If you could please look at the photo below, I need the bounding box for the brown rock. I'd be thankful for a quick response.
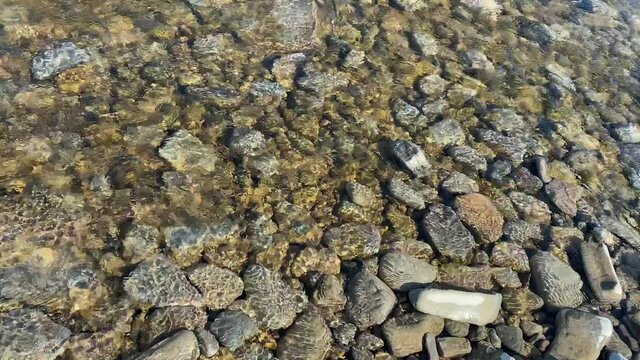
[545,180,583,217]
[455,193,504,243]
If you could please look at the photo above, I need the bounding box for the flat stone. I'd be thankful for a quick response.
[545,180,583,217]
[438,264,494,291]
[491,267,522,288]
[277,308,332,360]
[423,334,439,360]
[389,140,431,178]
[423,204,476,263]
[455,193,504,243]
[490,242,529,272]
[346,272,396,329]
[441,171,479,195]
[381,313,445,357]
[323,223,381,260]
[194,328,219,358]
[159,130,218,174]
[520,19,556,46]
[529,251,583,310]
[468,342,516,360]
[461,49,495,73]
[503,287,544,315]
[409,288,502,326]
[187,264,244,310]
[580,242,623,304]
[0,309,71,360]
[533,156,552,183]
[378,251,437,291]
[437,337,472,358]
[503,220,543,248]
[133,330,199,360]
[449,146,487,173]
[509,191,551,224]
[599,215,640,251]
[445,319,470,337]
[31,41,90,80]
[429,119,466,147]
[139,306,207,347]
[209,310,258,352]
[124,255,203,307]
[476,129,527,165]
[520,321,543,337]
[387,178,425,209]
[495,325,526,356]
[546,309,613,360]
[511,167,543,195]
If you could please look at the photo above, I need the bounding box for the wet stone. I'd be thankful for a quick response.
[501,288,544,315]
[495,325,526,356]
[209,310,258,352]
[356,332,385,351]
[312,274,347,310]
[429,119,466,147]
[277,308,332,360]
[346,271,396,329]
[187,264,244,310]
[389,140,431,178]
[165,226,207,267]
[580,242,623,304]
[529,251,583,310]
[378,251,437,291]
[612,124,640,144]
[545,180,583,217]
[503,220,543,248]
[520,321,543,337]
[139,306,207,347]
[441,171,479,195]
[484,108,525,134]
[32,41,90,80]
[533,156,552,183]
[519,19,556,46]
[0,309,71,360]
[461,49,495,73]
[227,127,267,157]
[490,242,529,272]
[419,74,448,97]
[599,215,640,251]
[333,323,357,346]
[455,193,504,243]
[159,130,218,174]
[437,337,472,358]
[510,167,543,195]
[133,330,199,360]
[387,178,425,209]
[194,328,219,358]
[411,31,438,56]
[509,191,551,224]
[124,255,203,307]
[323,223,381,260]
[381,313,445,357]
[476,129,527,165]
[486,159,513,185]
[392,98,428,133]
[437,264,494,291]
[346,182,378,208]
[423,204,476,263]
[122,224,160,264]
[449,145,487,173]
[297,71,348,96]
[491,267,521,288]
[547,309,613,360]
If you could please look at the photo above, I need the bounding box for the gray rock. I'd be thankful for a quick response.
[235,343,275,360]
[495,325,526,355]
[227,127,267,157]
[520,321,543,337]
[529,251,583,310]
[139,306,207,347]
[392,98,428,133]
[545,180,583,217]
[323,224,381,260]
[250,81,286,102]
[333,323,357,345]
[429,119,466,147]
[209,310,258,352]
[546,309,613,360]
[612,124,640,144]
[423,334,439,360]
[296,71,348,96]
[192,33,234,56]
[346,271,396,329]
[378,251,437,291]
[350,347,375,360]
[488,328,501,348]
[508,191,551,224]
[419,74,448,97]
[165,226,207,267]
[272,53,306,86]
[159,130,218,173]
[277,308,332,360]
[409,288,502,326]
[519,19,555,46]
[393,0,428,11]
[134,330,199,360]
[468,342,516,360]
[382,313,445,357]
[422,99,448,117]
[476,129,527,165]
[411,32,438,56]
[312,274,346,310]
[449,146,487,173]
[545,63,575,92]
[503,220,543,248]
[490,242,529,272]
[124,255,203,307]
[389,140,431,178]
[580,242,623,304]
[122,224,160,264]
[243,264,306,330]
[387,178,426,209]
[355,332,385,351]
[188,264,244,310]
[533,156,552,183]
[31,41,90,80]
[441,171,479,195]
[423,204,476,263]
[491,267,521,288]
[484,109,525,133]
[461,49,495,72]
[606,330,633,359]
[346,182,377,208]
[459,0,502,19]
[486,159,513,184]
[437,337,472,358]
[469,326,489,342]
[0,309,71,360]
[599,215,640,251]
[445,319,470,337]
[511,167,543,195]
[194,328,219,358]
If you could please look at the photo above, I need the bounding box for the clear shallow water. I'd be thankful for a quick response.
[1,0,640,359]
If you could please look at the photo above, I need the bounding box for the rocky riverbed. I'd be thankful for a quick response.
[1,0,640,359]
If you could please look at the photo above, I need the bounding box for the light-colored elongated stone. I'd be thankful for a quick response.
[546,309,613,360]
[133,330,200,360]
[580,242,623,304]
[381,313,444,357]
[409,288,502,326]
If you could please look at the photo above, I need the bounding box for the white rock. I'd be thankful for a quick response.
[546,309,613,360]
[580,242,623,304]
[409,288,502,326]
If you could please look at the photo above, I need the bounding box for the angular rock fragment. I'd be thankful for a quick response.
[429,119,466,147]
[133,330,199,360]
[227,127,267,157]
[491,267,521,288]
[529,251,583,310]
[423,204,476,263]
[323,224,381,260]
[437,337,472,358]
[546,309,613,360]
[441,171,479,195]
[476,129,527,165]
[455,193,504,243]
[378,251,437,291]
[346,272,396,329]
[209,310,258,352]
[122,224,160,264]
[32,41,90,80]
[312,274,346,310]
[409,288,502,326]
[165,226,207,267]
[580,242,623,304]
[599,215,640,251]
[159,130,218,174]
[545,180,583,217]
[490,242,529,272]
[277,308,332,360]
[124,255,203,307]
[382,313,444,357]
[194,328,219,358]
[389,140,431,178]
[187,264,244,310]
[449,145,487,173]
[139,306,207,347]
[0,309,71,360]
[509,191,551,224]
[387,178,425,209]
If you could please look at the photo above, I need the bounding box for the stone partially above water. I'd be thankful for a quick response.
[346,271,396,329]
[455,193,504,243]
[0,309,71,360]
[133,330,199,360]
[32,41,90,80]
[580,242,623,304]
[277,308,332,360]
[423,204,476,263]
[378,251,437,291]
[546,309,613,360]
[529,251,583,310]
[124,255,203,307]
[409,288,502,326]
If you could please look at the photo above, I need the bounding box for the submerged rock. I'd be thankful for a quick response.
[423,204,476,263]
[323,224,381,260]
[187,264,244,310]
[387,178,425,209]
[134,330,199,360]
[0,309,71,360]
[389,140,431,178]
[454,193,504,243]
[382,313,444,357]
[277,308,332,360]
[209,310,258,352]
[346,271,396,329]
[529,251,583,310]
[159,130,218,174]
[409,288,502,326]
[32,41,90,80]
